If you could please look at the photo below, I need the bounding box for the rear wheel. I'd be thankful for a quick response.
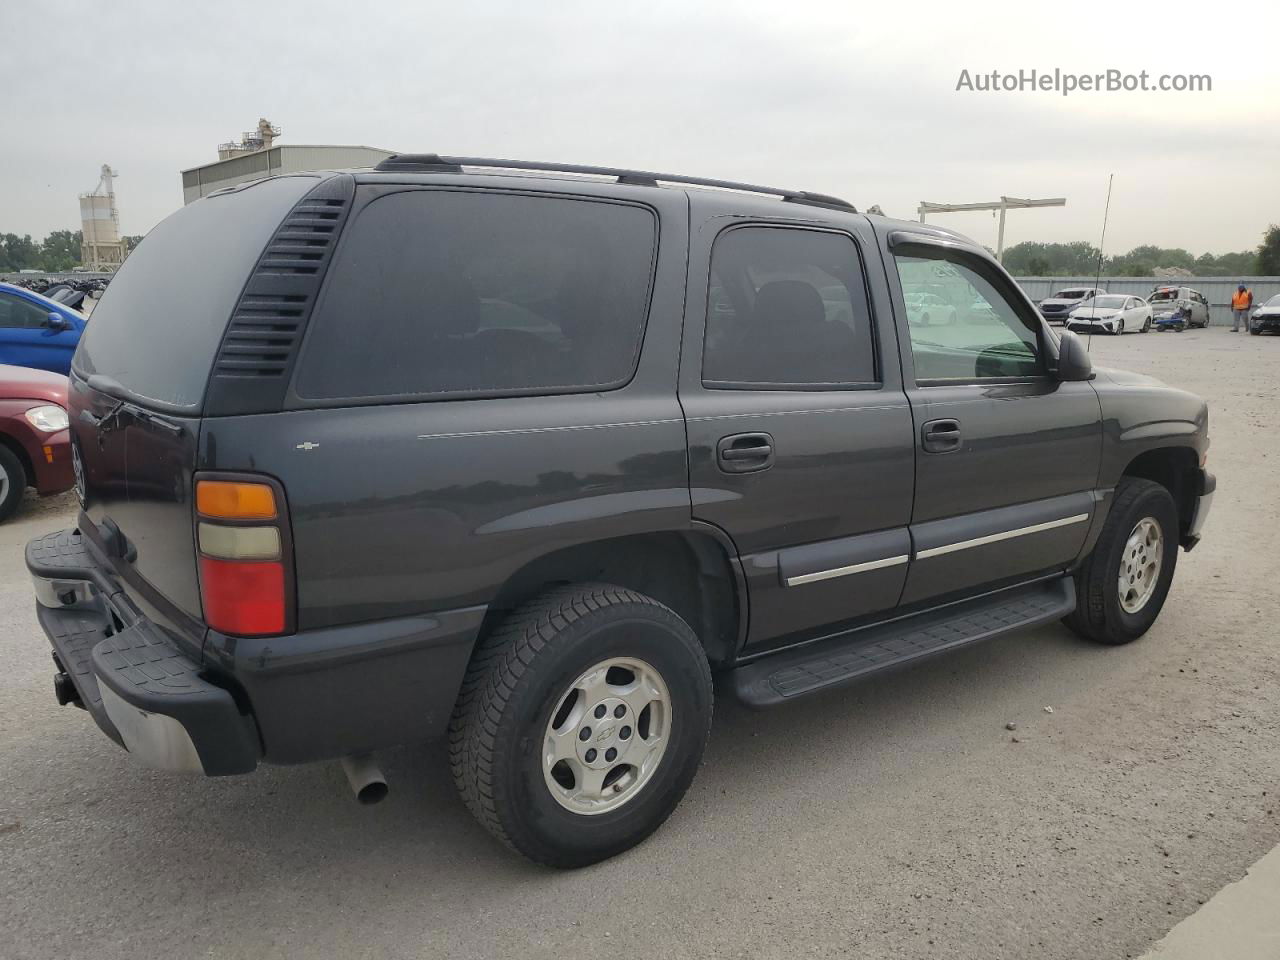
[1142,316,1151,332]
[1064,478,1180,645]
[0,444,27,523]
[449,583,713,867]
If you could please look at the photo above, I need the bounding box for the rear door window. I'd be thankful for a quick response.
[293,189,658,401]
[701,226,877,387]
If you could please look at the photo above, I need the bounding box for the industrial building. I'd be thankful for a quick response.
[79,164,127,271]
[180,118,394,204]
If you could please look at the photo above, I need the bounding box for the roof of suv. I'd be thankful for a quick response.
[339,154,981,251]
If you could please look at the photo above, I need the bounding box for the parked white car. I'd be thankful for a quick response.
[1067,294,1152,335]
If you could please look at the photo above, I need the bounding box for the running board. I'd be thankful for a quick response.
[731,577,1075,707]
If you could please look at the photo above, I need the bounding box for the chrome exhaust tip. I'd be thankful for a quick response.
[340,753,388,805]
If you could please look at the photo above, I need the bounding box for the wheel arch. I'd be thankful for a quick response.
[480,528,746,667]
[1120,446,1199,540]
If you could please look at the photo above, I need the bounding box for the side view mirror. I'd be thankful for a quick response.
[1055,330,1094,382]
[45,312,70,331]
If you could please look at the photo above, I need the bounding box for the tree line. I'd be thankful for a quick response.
[0,230,145,273]
[1002,225,1280,277]
[6,224,1280,277]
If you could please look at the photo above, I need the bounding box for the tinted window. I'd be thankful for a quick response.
[702,227,875,387]
[0,293,50,329]
[74,175,318,409]
[295,190,656,401]
[895,253,1041,381]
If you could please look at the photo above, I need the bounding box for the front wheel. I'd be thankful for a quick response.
[1064,478,1180,645]
[449,584,713,867]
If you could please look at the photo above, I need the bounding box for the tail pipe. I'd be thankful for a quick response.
[340,753,388,806]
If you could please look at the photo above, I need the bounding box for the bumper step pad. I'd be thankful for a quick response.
[732,577,1075,706]
[38,603,121,746]
[28,528,261,776]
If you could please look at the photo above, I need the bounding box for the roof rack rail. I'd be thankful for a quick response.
[372,154,856,213]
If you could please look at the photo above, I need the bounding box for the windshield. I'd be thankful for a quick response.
[1088,296,1126,309]
[1266,294,1280,307]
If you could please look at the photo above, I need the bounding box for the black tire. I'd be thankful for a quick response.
[1142,317,1151,333]
[449,583,713,868]
[0,443,28,523]
[1116,318,1125,335]
[1250,327,1260,336]
[1064,478,1180,645]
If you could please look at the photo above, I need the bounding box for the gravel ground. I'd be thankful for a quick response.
[2,326,1277,960]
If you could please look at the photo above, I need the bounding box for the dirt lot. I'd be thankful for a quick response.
[1,327,1277,960]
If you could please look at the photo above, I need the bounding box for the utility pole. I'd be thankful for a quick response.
[917,196,1066,262]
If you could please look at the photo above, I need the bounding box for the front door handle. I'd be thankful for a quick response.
[717,432,775,473]
[921,418,962,454]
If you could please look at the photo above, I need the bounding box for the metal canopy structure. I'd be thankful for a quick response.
[917,196,1066,262]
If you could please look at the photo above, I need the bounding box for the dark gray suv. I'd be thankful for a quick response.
[28,155,1215,867]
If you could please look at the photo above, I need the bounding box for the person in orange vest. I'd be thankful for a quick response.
[1231,283,1254,332]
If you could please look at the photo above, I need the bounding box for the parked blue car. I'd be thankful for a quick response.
[0,282,86,374]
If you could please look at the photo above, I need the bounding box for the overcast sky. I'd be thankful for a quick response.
[5,0,1277,256]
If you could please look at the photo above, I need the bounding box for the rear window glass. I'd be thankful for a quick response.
[294,189,657,401]
[73,176,317,410]
[1150,288,1179,301]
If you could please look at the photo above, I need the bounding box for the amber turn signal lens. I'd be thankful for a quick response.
[196,480,277,520]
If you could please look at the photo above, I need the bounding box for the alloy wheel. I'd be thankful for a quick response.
[1118,517,1163,614]
[542,657,672,815]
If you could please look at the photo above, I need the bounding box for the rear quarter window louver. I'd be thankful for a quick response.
[205,175,355,416]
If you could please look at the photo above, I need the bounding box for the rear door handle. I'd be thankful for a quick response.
[921,418,961,454]
[717,432,775,473]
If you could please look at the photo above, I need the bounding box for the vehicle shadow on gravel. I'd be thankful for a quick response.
[32,618,1113,883]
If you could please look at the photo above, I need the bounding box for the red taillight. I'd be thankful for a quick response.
[199,557,286,636]
[195,476,291,637]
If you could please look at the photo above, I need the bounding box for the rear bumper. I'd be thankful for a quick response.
[28,527,487,771]
[28,529,259,775]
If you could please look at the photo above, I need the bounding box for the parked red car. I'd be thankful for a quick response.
[0,364,74,521]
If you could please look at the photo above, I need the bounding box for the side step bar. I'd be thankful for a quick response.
[731,576,1075,707]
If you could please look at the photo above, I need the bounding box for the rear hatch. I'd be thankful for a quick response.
[69,174,324,649]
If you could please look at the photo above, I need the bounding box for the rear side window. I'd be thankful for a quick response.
[702,226,876,388]
[73,176,319,410]
[294,190,657,401]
